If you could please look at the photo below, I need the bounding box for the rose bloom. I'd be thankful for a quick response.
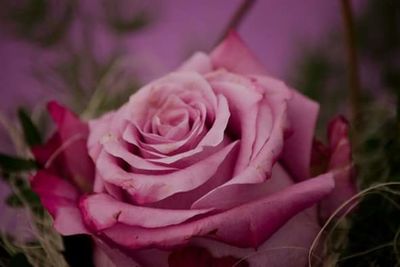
[31,32,356,267]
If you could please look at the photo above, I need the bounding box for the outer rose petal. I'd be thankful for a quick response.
[210,31,267,75]
[253,76,319,182]
[281,91,319,181]
[33,101,94,192]
[96,166,322,267]
[31,171,88,235]
[191,103,287,209]
[210,31,319,181]
[31,171,78,213]
[31,133,61,174]
[88,111,115,162]
[102,173,334,249]
[189,165,322,267]
[53,206,89,235]
[95,141,239,204]
[207,73,263,174]
[178,52,213,74]
[80,193,213,231]
[319,116,357,221]
[191,207,319,267]
[192,164,293,210]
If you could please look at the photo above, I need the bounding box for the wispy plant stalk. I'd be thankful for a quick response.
[215,0,256,46]
[340,0,362,133]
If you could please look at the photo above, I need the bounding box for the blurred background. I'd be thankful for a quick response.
[1,0,400,266]
[0,0,366,137]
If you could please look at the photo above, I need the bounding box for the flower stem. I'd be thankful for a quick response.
[340,0,361,131]
[215,0,256,45]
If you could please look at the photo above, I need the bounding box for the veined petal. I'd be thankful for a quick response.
[281,91,319,181]
[102,173,334,249]
[31,170,88,235]
[46,101,94,192]
[95,141,239,204]
[80,193,213,231]
[210,31,267,75]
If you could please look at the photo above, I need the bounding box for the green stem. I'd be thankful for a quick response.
[215,0,256,46]
[340,0,362,131]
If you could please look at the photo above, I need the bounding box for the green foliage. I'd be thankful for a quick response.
[1,172,66,266]
[17,108,42,147]
[107,12,150,35]
[103,0,151,35]
[0,153,38,173]
[0,238,33,267]
[291,0,400,266]
[7,0,47,31]
[0,0,76,47]
[333,111,400,266]
[5,194,23,207]
[6,190,40,208]
[290,48,346,139]
[0,1,154,265]
[293,51,334,101]
[9,253,33,267]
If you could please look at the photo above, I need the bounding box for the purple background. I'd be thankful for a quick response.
[0,0,365,117]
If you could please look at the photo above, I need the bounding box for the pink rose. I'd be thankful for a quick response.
[31,32,356,267]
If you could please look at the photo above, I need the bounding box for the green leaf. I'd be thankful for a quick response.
[108,12,150,34]
[6,189,41,208]
[0,153,38,172]
[21,189,41,206]
[9,253,33,267]
[18,108,42,147]
[5,194,23,207]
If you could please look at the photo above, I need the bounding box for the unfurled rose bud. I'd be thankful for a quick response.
[311,116,357,222]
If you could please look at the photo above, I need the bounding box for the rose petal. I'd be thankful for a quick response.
[96,141,239,204]
[31,133,61,170]
[46,101,94,191]
[126,101,207,156]
[53,206,89,235]
[210,31,267,75]
[136,95,230,166]
[31,171,78,209]
[102,173,334,249]
[80,193,213,231]
[197,91,288,200]
[280,91,319,181]
[127,72,218,128]
[207,71,263,174]
[249,75,291,158]
[192,164,292,210]
[320,116,357,220]
[178,52,213,74]
[191,206,319,267]
[88,111,115,161]
[145,140,239,209]
[31,170,87,235]
[102,139,178,173]
[251,98,273,159]
[211,32,319,181]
